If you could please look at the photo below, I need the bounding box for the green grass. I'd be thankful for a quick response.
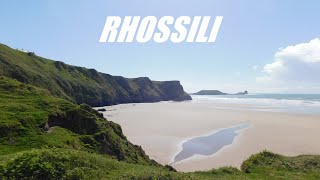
[239,151,320,179]
[0,76,76,154]
[0,148,179,179]
[1,149,320,179]
[0,76,156,166]
[191,151,320,179]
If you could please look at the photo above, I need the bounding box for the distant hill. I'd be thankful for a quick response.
[192,90,228,95]
[0,44,191,106]
[192,90,248,95]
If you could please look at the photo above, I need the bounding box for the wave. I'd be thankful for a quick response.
[191,95,320,114]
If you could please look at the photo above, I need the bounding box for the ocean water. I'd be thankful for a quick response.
[191,94,320,115]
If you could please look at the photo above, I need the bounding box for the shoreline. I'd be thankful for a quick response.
[95,101,320,172]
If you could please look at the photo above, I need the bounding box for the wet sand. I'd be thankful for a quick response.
[95,101,320,172]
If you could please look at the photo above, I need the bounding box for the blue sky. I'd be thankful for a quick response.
[1,0,320,93]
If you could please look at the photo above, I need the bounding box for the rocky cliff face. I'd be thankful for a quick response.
[0,44,191,106]
[157,81,191,101]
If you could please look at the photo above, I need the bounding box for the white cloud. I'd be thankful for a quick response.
[257,38,320,88]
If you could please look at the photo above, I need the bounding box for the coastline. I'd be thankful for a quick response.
[95,101,320,172]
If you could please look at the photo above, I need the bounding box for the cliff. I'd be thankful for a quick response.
[0,76,158,165]
[0,44,191,106]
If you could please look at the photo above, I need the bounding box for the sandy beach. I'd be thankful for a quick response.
[96,100,320,172]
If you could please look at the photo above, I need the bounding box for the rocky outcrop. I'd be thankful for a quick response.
[157,81,192,101]
[235,90,248,95]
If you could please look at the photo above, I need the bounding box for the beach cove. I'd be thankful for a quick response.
[96,96,320,172]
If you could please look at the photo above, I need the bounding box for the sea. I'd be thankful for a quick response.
[191,94,320,115]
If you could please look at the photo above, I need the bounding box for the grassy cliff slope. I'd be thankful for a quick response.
[0,76,157,166]
[0,44,191,106]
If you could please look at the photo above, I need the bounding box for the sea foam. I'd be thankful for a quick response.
[191,94,320,115]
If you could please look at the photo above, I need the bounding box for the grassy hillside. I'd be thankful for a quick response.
[0,44,191,106]
[0,76,157,166]
[0,148,178,179]
[1,149,320,179]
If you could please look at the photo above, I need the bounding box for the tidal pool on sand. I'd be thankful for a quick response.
[171,123,251,164]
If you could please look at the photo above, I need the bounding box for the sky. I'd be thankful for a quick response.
[1,0,320,93]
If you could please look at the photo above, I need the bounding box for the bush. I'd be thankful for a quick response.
[1,148,101,179]
[241,150,281,173]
